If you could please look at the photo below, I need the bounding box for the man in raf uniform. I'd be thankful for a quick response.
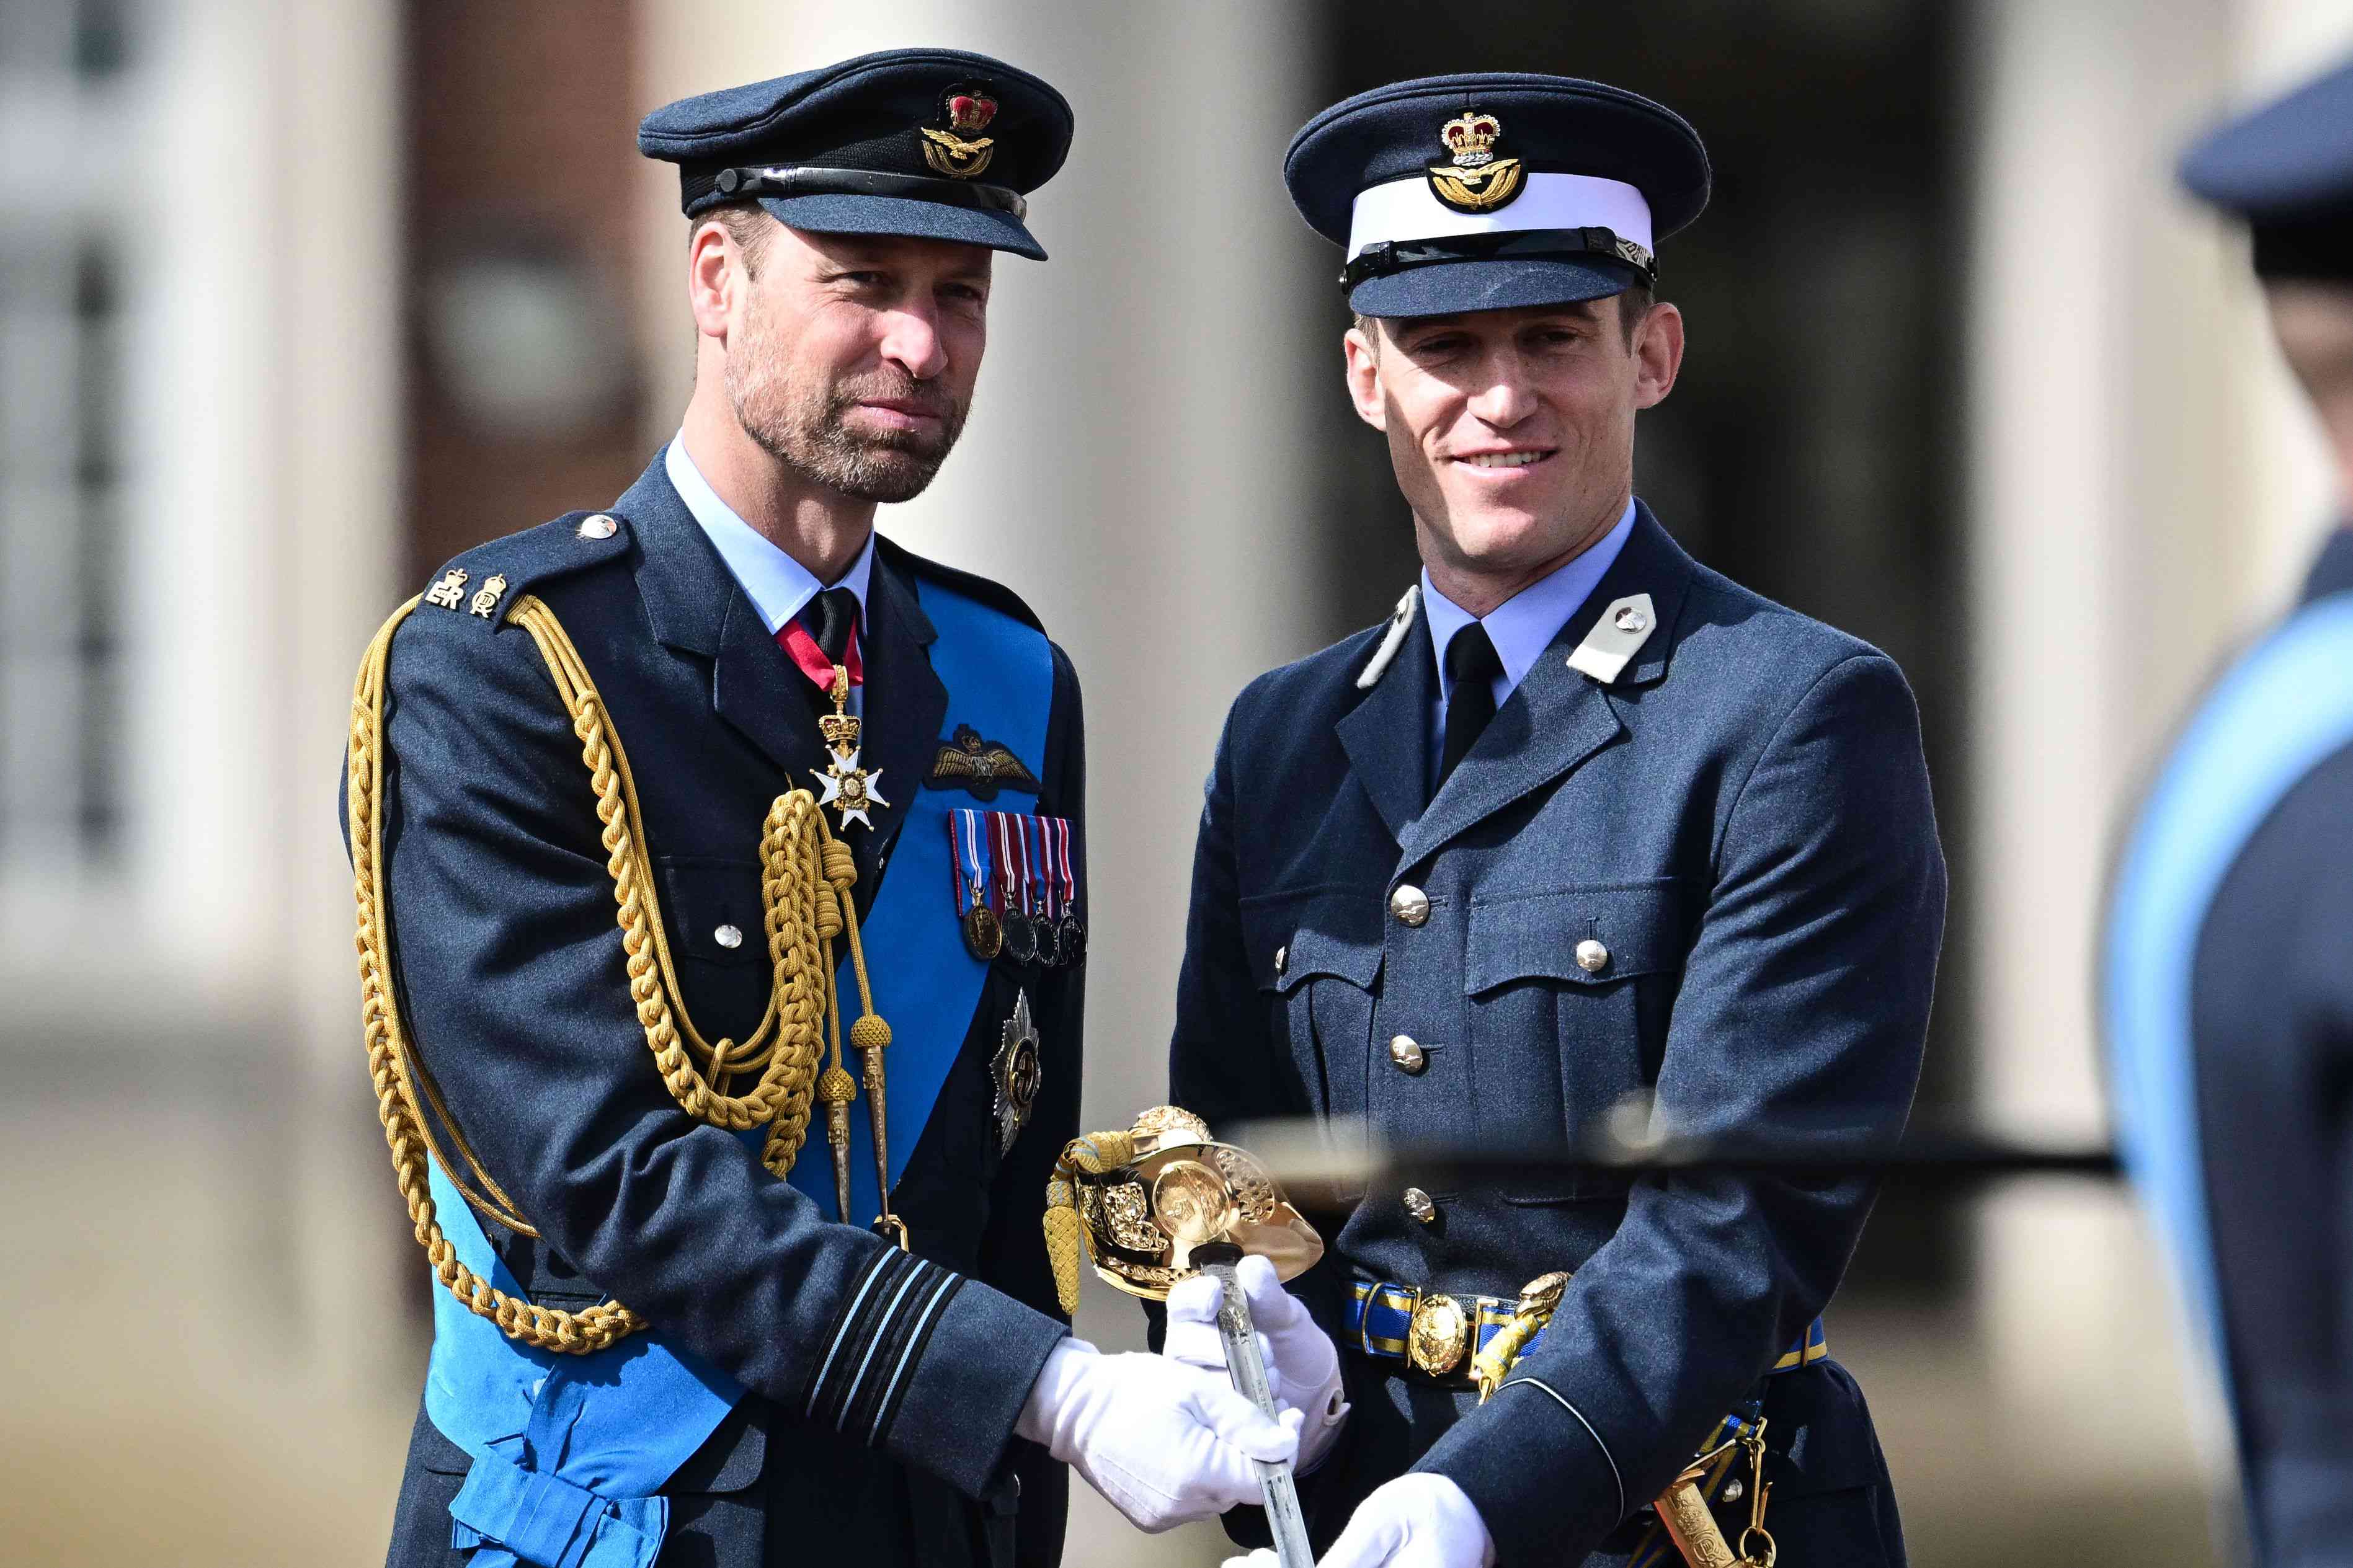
[2106,56,2353,1568]
[1155,75,1945,1568]
[347,49,1296,1568]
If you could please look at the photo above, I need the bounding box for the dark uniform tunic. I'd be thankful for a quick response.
[355,455,1085,1567]
[1170,506,1945,1567]
[2109,528,2353,1565]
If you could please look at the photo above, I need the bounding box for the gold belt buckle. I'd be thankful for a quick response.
[1405,1291,1472,1376]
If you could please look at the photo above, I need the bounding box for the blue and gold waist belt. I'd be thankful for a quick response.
[1345,1278,1827,1386]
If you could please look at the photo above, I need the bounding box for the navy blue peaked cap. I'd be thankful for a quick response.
[639,49,1074,260]
[1286,74,1709,319]
[2181,55,2353,280]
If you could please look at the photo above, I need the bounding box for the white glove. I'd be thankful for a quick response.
[1163,1254,1349,1472]
[1319,1473,1496,1568]
[1016,1337,1302,1533]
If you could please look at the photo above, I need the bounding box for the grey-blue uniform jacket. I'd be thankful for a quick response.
[351,455,1084,1568]
[1170,505,1945,1566]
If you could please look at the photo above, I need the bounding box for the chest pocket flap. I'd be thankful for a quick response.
[1465,879,1692,993]
[1240,885,1386,994]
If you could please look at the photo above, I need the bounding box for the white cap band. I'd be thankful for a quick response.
[1345,171,1655,263]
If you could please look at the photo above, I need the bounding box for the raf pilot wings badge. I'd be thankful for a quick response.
[926,724,1041,801]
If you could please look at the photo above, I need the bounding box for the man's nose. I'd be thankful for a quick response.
[1467,371,1537,428]
[878,302,950,381]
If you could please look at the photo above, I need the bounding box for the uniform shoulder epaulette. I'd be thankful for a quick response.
[874,536,1046,635]
[413,509,636,629]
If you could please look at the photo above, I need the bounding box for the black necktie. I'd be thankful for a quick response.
[1439,622,1501,784]
[797,586,861,711]
[804,586,860,666]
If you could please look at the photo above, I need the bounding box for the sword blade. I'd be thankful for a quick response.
[1201,1257,1315,1568]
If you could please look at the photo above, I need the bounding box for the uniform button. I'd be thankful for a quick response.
[577,513,618,539]
[1402,1187,1438,1225]
[1575,938,1610,974]
[714,923,744,949]
[1613,605,1648,634]
[1389,884,1430,927]
[1389,1034,1426,1074]
[1273,943,1289,978]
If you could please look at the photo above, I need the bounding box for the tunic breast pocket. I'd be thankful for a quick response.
[655,854,770,1047]
[1240,887,1385,1124]
[1464,880,1691,1181]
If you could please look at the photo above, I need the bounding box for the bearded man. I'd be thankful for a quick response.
[350,50,1296,1568]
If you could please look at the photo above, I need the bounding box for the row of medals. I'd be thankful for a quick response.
[811,664,1083,969]
[962,889,1084,968]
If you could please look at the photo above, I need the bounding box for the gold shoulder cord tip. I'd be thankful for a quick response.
[350,592,892,1353]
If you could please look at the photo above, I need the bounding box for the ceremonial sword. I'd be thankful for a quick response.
[1193,1241,1317,1568]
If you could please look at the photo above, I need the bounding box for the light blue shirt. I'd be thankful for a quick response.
[666,433,874,712]
[1421,497,1638,784]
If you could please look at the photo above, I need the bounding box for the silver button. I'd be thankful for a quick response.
[1389,884,1430,927]
[1389,1034,1426,1074]
[577,513,618,540]
[1575,938,1610,974]
[714,923,744,949]
[1273,944,1289,978]
[1613,605,1648,634]
[1402,1187,1438,1225]
[1722,1479,1744,1504]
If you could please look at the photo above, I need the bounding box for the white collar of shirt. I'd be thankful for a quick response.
[1422,497,1639,706]
[665,433,875,637]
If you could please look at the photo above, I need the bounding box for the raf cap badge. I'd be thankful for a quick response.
[922,81,999,179]
[927,724,1041,800]
[1427,109,1523,214]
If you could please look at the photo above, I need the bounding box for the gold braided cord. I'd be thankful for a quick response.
[351,591,880,1353]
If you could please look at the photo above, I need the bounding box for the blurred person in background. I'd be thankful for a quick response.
[1164,73,1944,1568]
[2106,54,2353,1568]
[345,48,1296,1568]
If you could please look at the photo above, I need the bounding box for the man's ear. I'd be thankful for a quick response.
[1343,322,1388,432]
[687,222,737,344]
[1631,299,1684,411]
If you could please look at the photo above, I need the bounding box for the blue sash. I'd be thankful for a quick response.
[422,577,1053,1566]
[2105,593,2353,1400]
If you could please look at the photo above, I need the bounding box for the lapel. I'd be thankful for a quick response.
[859,540,950,866]
[621,456,827,778]
[1393,505,1698,869]
[1336,606,1434,843]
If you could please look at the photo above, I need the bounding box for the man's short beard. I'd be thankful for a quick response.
[726,295,968,504]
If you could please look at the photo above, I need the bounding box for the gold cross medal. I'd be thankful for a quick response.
[812,665,887,831]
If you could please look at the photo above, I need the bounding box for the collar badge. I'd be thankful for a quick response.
[922,82,999,179]
[1426,109,1523,214]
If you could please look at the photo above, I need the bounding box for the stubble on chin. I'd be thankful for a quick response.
[724,309,969,505]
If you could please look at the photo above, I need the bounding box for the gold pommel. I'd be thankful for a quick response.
[1041,1104,1322,1304]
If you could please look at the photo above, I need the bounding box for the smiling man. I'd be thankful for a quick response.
[1160,75,1946,1568]
[352,49,1298,1568]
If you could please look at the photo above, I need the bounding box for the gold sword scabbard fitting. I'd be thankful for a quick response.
[817,1062,857,1225]
[1657,1472,1742,1568]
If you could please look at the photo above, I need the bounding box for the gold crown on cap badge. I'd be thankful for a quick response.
[1428,108,1523,214]
[922,81,999,179]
